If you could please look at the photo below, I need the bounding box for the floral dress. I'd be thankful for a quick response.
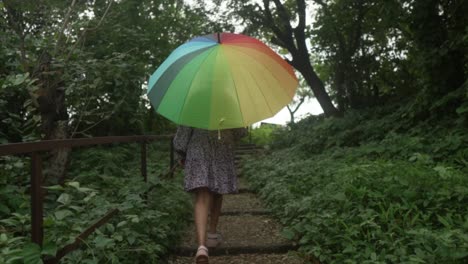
[173,126,247,194]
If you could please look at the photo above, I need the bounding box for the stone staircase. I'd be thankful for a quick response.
[234,143,264,167]
[168,144,303,264]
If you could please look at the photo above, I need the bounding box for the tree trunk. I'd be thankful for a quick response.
[34,52,71,185]
[289,112,295,124]
[292,58,340,117]
[286,106,295,124]
[259,0,339,117]
[47,121,71,185]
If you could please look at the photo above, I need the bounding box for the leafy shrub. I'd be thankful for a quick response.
[241,98,468,263]
[243,150,468,263]
[0,142,191,263]
[242,124,280,146]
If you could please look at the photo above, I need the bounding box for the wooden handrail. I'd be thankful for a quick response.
[0,135,173,156]
[0,134,175,262]
[44,209,120,264]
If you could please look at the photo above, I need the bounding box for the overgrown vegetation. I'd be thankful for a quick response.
[1,0,467,262]
[242,124,279,147]
[0,142,191,263]
[241,88,468,263]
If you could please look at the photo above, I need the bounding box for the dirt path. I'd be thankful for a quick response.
[168,176,304,263]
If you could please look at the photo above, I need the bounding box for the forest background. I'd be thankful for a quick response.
[1,0,467,263]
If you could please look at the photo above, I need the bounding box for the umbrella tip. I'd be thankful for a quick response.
[217,32,221,44]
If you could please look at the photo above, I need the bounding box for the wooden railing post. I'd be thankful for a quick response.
[31,152,43,246]
[0,135,174,260]
[141,140,147,183]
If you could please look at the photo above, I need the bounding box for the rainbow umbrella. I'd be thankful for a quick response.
[147,32,298,130]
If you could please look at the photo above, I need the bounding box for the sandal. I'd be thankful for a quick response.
[206,232,223,248]
[195,245,209,264]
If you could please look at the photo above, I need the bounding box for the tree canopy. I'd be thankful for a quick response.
[1,1,467,263]
[1,0,466,143]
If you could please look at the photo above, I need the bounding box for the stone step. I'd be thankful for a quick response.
[235,149,263,155]
[236,144,258,149]
[174,244,299,257]
[221,210,271,216]
[222,193,265,212]
[168,253,304,263]
[168,175,306,263]
[175,215,295,257]
[234,156,245,161]
[237,187,254,194]
[235,153,261,158]
[237,177,251,191]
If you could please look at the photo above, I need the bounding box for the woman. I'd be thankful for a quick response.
[173,126,247,264]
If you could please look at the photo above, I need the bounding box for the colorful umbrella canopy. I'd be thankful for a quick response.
[147,32,298,130]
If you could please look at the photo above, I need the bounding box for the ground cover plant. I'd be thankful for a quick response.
[0,142,191,263]
[1,0,467,263]
[241,91,468,263]
[241,124,279,147]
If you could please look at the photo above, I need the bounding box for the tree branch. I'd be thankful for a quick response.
[272,0,292,29]
[313,0,346,55]
[350,0,367,54]
[72,95,123,137]
[54,0,77,55]
[65,0,113,61]
[313,0,327,9]
[262,0,297,54]
[3,2,28,70]
[70,87,92,138]
[91,0,113,30]
[294,0,307,55]
[296,0,306,31]
[262,0,285,40]
[292,97,305,114]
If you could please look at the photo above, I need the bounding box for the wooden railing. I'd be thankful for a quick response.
[0,135,175,263]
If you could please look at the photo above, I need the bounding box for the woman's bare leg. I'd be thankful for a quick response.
[194,188,212,246]
[209,193,223,233]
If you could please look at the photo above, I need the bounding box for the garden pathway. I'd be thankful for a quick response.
[167,144,304,264]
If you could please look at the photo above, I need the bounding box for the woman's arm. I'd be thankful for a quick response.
[173,126,193,160]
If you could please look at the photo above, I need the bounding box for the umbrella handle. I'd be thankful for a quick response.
[218,118,225,140]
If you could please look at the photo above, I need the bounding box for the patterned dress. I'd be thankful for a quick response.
[173,126,247,194]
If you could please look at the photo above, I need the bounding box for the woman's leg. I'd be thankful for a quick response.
[209,193,223,233]
[194,188,212,246]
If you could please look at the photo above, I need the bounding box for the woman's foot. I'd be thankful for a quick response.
[195,246,209,264]
[206,232,223,248]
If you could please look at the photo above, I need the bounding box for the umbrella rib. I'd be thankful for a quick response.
[177,47,219,126]
[244,63,275,117]
[222,50,246,127]
[149,46,214,112]
[229,46,295,100]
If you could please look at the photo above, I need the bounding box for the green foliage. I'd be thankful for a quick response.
[229,0,466,113]
[0,0,232,141]
[0,143,191,263]
[0,45,41,143]
[241,99,468,263]
[0,156,30,221]
[273,86,467,161]
[243,124,280,146]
